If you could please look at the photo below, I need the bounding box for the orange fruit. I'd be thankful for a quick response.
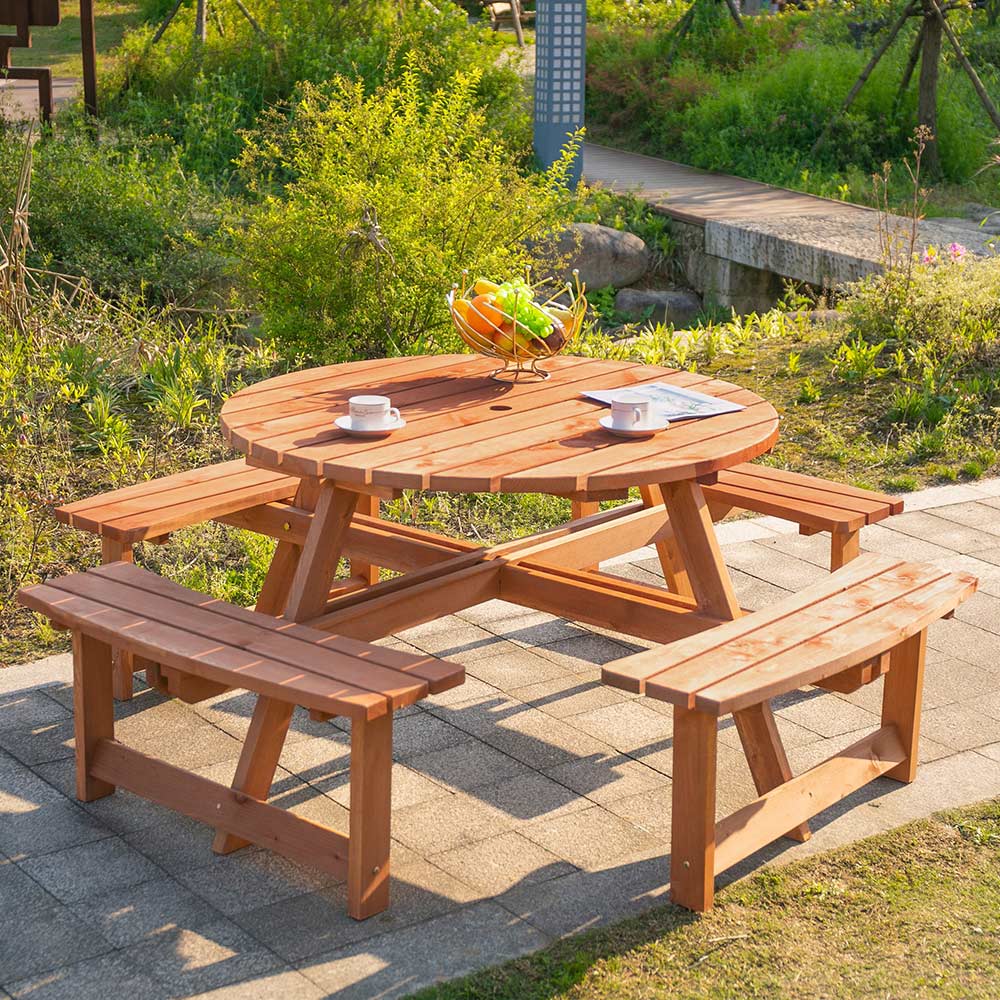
[467,294,505,336]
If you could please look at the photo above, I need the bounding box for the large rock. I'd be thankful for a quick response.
[615,287,703,328]
[549,223,650,290]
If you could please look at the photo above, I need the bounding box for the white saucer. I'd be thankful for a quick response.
[599,414,669,438]
[335,414,406,437]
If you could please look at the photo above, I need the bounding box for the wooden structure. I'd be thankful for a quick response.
[603,553,976,911]
[41,354,954,916]
[0,0,97,119]
[18,562,464,920]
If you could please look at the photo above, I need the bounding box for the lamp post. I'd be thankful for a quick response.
[533,0,586,187]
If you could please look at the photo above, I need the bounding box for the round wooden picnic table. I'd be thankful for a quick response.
[221,354,778,495]
[217,355,797,861]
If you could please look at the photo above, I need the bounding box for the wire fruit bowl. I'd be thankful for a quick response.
[447,269,588,382]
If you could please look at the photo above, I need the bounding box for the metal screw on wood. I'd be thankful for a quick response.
[283,522,291,531]
[372,866,380,874]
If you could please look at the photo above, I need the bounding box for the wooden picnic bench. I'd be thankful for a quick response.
[17,562,464,920]
[603,552,977,913]
[55,460,381,700]
[575,464,902,572]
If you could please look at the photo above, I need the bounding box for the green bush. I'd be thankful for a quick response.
[105,0,528,184]
[0,123,228,302]
[236,65,577,362]
[586,9,1000,197]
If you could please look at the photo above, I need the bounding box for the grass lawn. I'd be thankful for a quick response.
[2,1,142,77]
[413,799,1000,1000]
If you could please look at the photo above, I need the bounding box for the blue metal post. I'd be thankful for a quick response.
[533,0,586,186]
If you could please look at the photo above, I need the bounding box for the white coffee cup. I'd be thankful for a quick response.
[610,393,654,430]
[349,395,400,431]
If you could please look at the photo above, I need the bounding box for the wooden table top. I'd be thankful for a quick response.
[221,355,779,494]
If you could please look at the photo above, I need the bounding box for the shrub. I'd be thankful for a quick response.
[845,253,1000,364]
[236,66,577,362]
[586,10,1000,196]
[0,123,228,302]
[105,0,528,185]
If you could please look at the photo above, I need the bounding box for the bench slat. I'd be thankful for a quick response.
[50,570,434,710]
[63,468,300,544]
[603,553,899,693]
[720,464,903,513]
[55,460,292,519]
[17,583,388,719]
[94,562,462,695]
[658,561,939,703]
[693,571,976,714]
[704,480,869,532]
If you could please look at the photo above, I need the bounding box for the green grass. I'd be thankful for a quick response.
[2,1,142,77]
[411,799,1000,1000]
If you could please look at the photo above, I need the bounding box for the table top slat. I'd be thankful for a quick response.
[497,393,775,493]
[251,358,630,477]
[221,355,459,412]
[221,356,780,495]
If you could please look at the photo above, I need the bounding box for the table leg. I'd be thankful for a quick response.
[215,478,360,854]
[658,479,809,841]
[101,538,136,701]
[254,478,320,617]
[284,481,361,621]
[639,485,693,598]
[571,499,600,571]
[349,494,381,586]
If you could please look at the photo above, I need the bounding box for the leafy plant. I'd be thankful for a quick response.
[237,65,578,362]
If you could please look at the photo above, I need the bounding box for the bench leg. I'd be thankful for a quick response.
[348,712,393,920]
[349,494,382,586]
[72,631,116,802]
[830,529,860,571]
[733,703,810,843]
[212,696,294,855]
[572,500,600,571]
[881,630,927,783]
[671,706,717,912]
[101,538,136,702]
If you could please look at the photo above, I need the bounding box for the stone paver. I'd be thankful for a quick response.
[1,479,999,996]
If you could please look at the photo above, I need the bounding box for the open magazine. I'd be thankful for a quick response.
[582,383,745,422]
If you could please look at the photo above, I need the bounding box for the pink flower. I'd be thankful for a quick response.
[948,242,967,260]
[921,246,938,264]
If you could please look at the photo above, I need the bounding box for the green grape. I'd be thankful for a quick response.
[496,280,553,341]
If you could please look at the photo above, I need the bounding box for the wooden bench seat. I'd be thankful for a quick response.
[54,458,301,548]
[55,459,309,701]
[18,562,464,921]
[602,553,976,913]
[703,464,903,569]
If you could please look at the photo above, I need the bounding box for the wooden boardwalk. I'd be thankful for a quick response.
[583,143,876,228]
[582,142,987,304]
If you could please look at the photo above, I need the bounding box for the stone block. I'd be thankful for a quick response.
[614,287,702,327]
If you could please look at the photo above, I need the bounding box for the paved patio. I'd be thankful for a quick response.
[3,479,1000,998]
